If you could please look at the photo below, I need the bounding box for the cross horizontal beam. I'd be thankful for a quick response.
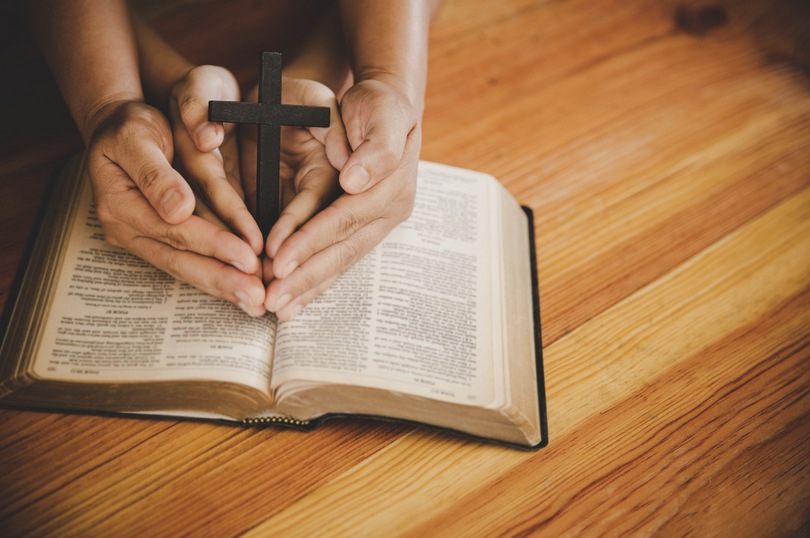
[209,102,330,127]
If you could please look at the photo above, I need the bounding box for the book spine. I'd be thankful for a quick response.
[243,416,310,426]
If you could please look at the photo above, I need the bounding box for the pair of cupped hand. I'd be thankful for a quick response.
[86,66,421,320]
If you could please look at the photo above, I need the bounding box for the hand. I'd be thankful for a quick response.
[169,65,264,260]
[236,78,352,319]
[264,77,421,320]
[85,99,267,316]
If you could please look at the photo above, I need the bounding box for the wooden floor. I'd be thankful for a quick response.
[2,0,810,535]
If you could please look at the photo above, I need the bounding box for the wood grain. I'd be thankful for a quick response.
[247,187,810,537]
[1,0,809,536]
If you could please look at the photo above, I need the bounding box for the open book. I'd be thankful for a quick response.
[0,155,547,449]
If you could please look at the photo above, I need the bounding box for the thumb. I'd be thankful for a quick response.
[339,98,414,194]
[116,133,196,224]
[281,77,351,171]
[172,65,240,153]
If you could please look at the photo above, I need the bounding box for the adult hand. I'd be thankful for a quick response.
[264,76,420,320]
[85,99,267,316]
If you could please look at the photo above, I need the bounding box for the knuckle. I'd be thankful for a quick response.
[178,95,205,119]
[311,205,363,243]
[193,176,217,204]
[94,201,117,225]
[202,170,229,197]
[394,181,417,224]
[337,207,365,238]
[375,145,400,174]
[336,239,364,271]
[398,199,415,223]
[298,266,320,292]
[211,65,232,88]
[308,82,336,106]
[161,253,183,280]
[298,181,332,211]
[138,166,166,198]
[101,227,124,248]
[162,251,185,279]
[211,270,232,297]
[290,225,319,258]
[163,226,188,251]
[400,175,418,203]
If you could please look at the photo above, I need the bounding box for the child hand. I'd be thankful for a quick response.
[264,77,420,320]
[86,99,267,317]
[168,65,264,259]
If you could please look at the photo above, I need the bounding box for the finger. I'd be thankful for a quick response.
[271,139,418,279]
[111,133,196,225]
[191,194,229,230]
[115,185,261,276]
[192,194,260,271]
[282,77,350,171]
[266,147,342,260]
[195,161,263,255]
[270,194,374,280]
[339,96,416,194]
[173,114,263,255]
[219,133,246,197]
[173,65,240,152]
[262,256,276,286]
[239,122,259,215]
[275,274,339,321]
[126,236,266,316]
[265,217,394,313]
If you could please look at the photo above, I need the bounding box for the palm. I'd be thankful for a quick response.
[280,125,341,209]
[239,80,347,261]
[238,123,336,209]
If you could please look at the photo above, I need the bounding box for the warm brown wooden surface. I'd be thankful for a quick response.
[1,0,809,536]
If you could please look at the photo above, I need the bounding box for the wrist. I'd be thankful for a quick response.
[144,61,196,114]
[282,64,352,96]
[354,71,425,119]
[131,9,195,112]
[279,1,350,96]
[81,95,144,145]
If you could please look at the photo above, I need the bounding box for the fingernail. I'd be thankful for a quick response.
[195,123,217,147]
[275,293,292,312]
[161,189,183,217]
[344,164,370,192]
[290,304,303,320]
[232,261,249,274]
[235,290,251,305]
[282,261,298,279]
[237,301,251,315]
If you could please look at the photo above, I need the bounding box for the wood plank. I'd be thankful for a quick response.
[0,415,410,537]
[423,0,810,346]
[243,186,810,536]
[403,287,810,537]
[1,0,809,534]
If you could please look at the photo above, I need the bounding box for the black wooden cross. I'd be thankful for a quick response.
[208,52,330,239]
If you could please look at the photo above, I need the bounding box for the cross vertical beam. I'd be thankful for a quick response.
[256,51,282,240]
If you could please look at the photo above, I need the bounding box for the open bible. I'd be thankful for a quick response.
[0,155,547,449]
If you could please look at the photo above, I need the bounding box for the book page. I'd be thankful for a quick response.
[271,162,502,406]
[30,172,276,393]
